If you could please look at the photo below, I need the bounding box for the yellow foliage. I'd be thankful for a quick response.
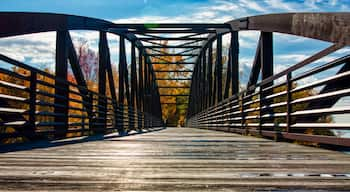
[151,41,190,126]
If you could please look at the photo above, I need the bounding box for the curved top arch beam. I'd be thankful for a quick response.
[226,12,350,45]
[192,12,350,82]
[0,12,144,48]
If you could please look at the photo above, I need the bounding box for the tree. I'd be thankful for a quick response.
[150,41,190,126]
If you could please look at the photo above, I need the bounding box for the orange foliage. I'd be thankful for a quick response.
[150,41,189,126]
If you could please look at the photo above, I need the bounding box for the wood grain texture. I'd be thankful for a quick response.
[0,127,349,191]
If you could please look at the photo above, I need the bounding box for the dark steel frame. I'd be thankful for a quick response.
[0,12,349,147]
[187,12,350,147]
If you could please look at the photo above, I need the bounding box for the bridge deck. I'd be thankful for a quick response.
[0,127,349,191]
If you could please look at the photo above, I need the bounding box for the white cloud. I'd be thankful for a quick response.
[0,32,56,69]
[276,54,308,63]
[239,0,268,12]
[240,57,254,68]
[329,0,338,6]
[304,0,322,10]
[264,0,297,11]
[333,47,350,54]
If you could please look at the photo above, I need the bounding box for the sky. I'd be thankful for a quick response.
[0,0,350,126]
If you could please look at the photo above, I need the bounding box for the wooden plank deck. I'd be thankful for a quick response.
[0,127,349,191]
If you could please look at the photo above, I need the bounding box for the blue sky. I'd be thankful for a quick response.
[1,0,349,21]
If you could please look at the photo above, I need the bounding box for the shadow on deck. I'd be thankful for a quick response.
[0,127,165,153]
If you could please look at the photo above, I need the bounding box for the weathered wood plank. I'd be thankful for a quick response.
[0,127,349,191]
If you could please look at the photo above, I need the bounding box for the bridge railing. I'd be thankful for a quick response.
[187,13,350,147]
[0,13,163,144]
[0,53,162,142]
[188,54,350,146]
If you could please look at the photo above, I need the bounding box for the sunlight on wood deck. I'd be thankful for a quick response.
[0,127,349,191]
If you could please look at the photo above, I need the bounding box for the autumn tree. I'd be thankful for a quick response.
[150,41,191,126]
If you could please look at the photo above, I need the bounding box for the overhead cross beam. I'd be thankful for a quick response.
[139,37,207,41]
[143,45,201,49]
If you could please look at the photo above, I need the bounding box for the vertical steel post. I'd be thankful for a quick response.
[207,43,213,107]
[130,42,137,131]
[211,43,217,106]
[260,32,273,135]
[104,39,118,132]
[138,51,144,130]
[216,34,223,103]
[202,49,207,111]
[54,30,69,139]
[97,31,108,134]
[224,46,232,99]
[231,31,239,96]
[118,36,126,135]
[143,55,149,129]
[196,55,202,114]
[124,48,131,132]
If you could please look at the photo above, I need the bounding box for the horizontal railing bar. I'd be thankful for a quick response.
[292,88,350,105]
[133,29,216,33]
[254,44,343,89]
[0,68,30,81]
[0,79,28,91]
[0,121,26,126]
[115,23,230,29]
[292,55,350,82]
[292,70,350,93]
[0,93,27,102]
[144,45,202,48]
[0,107,26,113]
[291,107,350,116]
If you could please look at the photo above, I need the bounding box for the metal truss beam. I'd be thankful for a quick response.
[139,37,207,41]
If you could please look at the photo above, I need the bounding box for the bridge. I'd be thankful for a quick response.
[0,12,349,191]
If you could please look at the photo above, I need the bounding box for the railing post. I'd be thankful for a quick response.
[54,30,69,139]
[259,86,263,135]
[28,71,37,138]
[87,92,94,134]
[286,72,292,133]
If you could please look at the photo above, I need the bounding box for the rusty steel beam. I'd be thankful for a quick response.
[227,13,350,45]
